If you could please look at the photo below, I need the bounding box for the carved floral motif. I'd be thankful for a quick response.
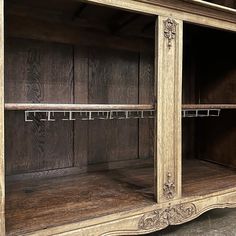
[163,172,176,200]
[164,18,177,48]
[138,203,197,230]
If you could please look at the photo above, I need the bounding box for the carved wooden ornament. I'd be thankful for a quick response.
[163,18,177,48]
[163,172,176,199]
[138,203,197,231]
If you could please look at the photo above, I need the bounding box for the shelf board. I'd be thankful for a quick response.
[6,103,236,111]
[5,159,236,235]
[4,103,154,111]
[6,166,154,236]
[182,104,236,110]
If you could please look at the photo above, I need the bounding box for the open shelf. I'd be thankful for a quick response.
[6,165,154,236]
[182,159,236,197]
[6,159,236,235]
[4,2,156,235]
[182,23,236,197]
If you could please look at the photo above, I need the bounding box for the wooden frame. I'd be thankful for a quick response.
[155,16,183,202]
[81,0,236,32]
[1,0,236,235]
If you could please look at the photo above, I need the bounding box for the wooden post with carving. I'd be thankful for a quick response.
[155,16,183,203]
[0,0,4,234]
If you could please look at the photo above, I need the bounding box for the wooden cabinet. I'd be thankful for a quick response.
[1,0,236,235]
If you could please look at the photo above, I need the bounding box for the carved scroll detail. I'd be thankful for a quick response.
[138,203,197,230]
[163,172,176,200]
[163,18,177,48]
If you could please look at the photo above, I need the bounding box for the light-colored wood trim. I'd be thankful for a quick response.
[81,0,236,32]
[156,16,183,203]
[0,0,4,234]
[7,103,236,111]
[4,103,154,111]
[185,0,236,13]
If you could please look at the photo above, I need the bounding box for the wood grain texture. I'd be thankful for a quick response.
[81,0,236,32]
[6,15,153,53]
[0,0,4,233]
[5,160,236,236]
[5,38,74,174]
[139,52,154,160]
[197,110,236,168]
[5,103,154,111]
[74,46,89,169]
[88,47,139,164]
[6,165,154,236]
[156,17,183,202]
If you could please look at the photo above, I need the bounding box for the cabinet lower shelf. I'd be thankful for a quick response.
[6,159,236,235]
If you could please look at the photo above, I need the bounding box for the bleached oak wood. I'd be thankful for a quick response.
[4,103,154,111]
[19,189,236,236]
[81,0,236,32]
[156,16,183,203]
[2,0,236,235]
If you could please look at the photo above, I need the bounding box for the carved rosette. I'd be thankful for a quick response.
[138,203,197,231]
[163,18,177,48]
[163,172,176,200]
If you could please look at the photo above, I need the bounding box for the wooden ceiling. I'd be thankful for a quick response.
[5,0,156,40]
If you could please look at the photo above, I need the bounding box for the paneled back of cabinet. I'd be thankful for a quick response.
[5,37,154,176]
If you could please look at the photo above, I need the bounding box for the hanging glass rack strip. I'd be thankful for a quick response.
[23,108,220,122]
[24,110,155,122]
[4,103,230,122]
[182,109,221,118]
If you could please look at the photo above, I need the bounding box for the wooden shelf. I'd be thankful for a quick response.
[4,103,154,111]
[6,103,236,111]
[6,159,236,236]
[6,166,154,236]
[183,104,236,110]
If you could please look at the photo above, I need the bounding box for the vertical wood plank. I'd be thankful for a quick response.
[0,0,4,233]
[88,47,139,164]
[74,46,89,169]
[139,52,154,160]
[155,16,183,202]
[5,38,74,174]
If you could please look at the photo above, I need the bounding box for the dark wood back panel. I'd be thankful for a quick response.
[5,37,154,175]
[182,24,236,166]
[87,48,139,164]
[197,110,236,168]
[5,38,74,175]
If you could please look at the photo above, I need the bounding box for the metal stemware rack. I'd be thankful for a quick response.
[4,103,223,122]
[24,110,155,122]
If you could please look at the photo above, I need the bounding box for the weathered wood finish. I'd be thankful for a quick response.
[4,38,154,175]
[156,16,183,202]
[5,39,74,175]
[81,0,236,31]
[5,160,236,236]
[0,0,4,233]
[2,0,236,235]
